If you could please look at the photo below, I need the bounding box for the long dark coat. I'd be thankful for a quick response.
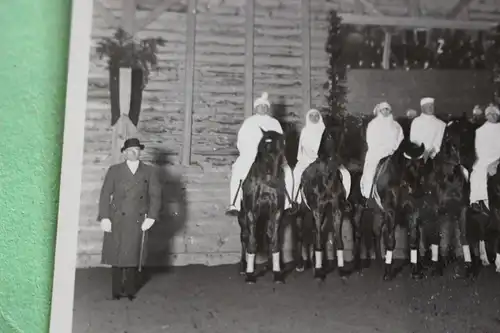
[98,161,162,267]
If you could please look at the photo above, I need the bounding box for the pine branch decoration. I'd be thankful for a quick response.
[324,10,348,126]
[96,28,166,87]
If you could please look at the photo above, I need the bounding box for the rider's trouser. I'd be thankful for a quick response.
[360,152,383,199]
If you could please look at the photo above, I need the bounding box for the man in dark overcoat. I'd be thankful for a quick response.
[98,138,162,300]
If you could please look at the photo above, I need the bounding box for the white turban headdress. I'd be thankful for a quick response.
[373,101,391,115]
[472,105,483,116]
[420,97,434,107]
[254,92,270,109]
[406,109,417,118]
[485,104,500,117]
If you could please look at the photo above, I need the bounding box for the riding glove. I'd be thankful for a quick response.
[100,218,112,232]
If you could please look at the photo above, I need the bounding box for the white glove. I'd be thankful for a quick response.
[100,218,112,232]
[141,218,155,231]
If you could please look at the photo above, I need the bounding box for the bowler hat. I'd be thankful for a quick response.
[121,138,145,152]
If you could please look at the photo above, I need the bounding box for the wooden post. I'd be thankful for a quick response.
[301,0,311,112]
[244,0,255,118]
[382,31,392,70]
[121,0,137,35]
[181,0,197,165]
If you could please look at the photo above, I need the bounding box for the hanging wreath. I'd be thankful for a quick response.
[96,29,166,126]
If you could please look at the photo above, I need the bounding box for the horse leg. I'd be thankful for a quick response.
[408,212,423,280]
[458,208,475,279]
[332,209,348,277]
[478,214,491,267]
[433,215,453,277]
[239,230,248,275]
[238,211,248,275]
[373,212,383,264]
[382,210,397,281]
[245,210,258,284]
[312,209,326,281]
[494,231,500,273]
[270,210,285,284]
[352,207,363,272]
[295,208,306,272]
[325,231,336,273]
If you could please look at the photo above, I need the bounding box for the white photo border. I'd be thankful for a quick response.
[49,1,94,332]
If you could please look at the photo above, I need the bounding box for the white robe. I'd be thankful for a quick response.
[360,115,404,199]
[469,121,500,205]
[292,111,325,203]
[410,113,446,159]
[229,114,293,210]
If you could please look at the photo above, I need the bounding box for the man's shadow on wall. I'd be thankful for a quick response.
[273,96,300,169]
[139,148,187,287]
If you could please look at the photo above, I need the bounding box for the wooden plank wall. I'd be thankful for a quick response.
[79,0,189,266]
[77,0,500,268]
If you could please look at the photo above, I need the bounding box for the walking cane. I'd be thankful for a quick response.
[138,214,148,273]
[138,230,146,273]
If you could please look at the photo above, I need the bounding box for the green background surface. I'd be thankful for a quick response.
[0,1,71,332]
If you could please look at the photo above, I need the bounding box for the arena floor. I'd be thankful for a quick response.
[73,262,500,333]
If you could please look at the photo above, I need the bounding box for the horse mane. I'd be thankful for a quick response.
[440,116,476,170]
[317,126,342,162]
[399,137,425,160]
[253,130,286,178]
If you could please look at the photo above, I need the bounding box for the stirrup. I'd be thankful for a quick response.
[225,205,239,216]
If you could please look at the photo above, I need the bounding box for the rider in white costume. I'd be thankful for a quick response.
[292,109,325,202]
[226,92,294,215]
[410,97,446,161]
[470,104,500,211]
[468,105,500,268]
[360,102,404,200]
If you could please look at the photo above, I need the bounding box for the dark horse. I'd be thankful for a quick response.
[431,118,475,277]
[294,127,348,280]
[355,138,425,280]
[237,128,287,284]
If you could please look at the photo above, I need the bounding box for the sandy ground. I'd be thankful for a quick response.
[73,262,500,333]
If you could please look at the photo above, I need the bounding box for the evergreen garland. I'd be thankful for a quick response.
[324,10,348,126]
[96,28,166,87]
[486,25,500,104]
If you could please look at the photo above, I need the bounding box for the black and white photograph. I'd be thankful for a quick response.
[51,0,500,332]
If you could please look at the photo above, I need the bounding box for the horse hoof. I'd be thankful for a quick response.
[295,265,305,272]
[273,272,285,284]
[326,260,336,273]
[239,261,247,275]
[314,269,325,281]
[431,263,443,277]
[411,265,424,280]
[383,264,393,281]
[245,274,257,284]
[338,267,349,278]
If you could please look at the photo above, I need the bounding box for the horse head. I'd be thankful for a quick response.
[440,117,475,171]
[400,139,427,193]
[255,127,286,173]
[317,126,342,163]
